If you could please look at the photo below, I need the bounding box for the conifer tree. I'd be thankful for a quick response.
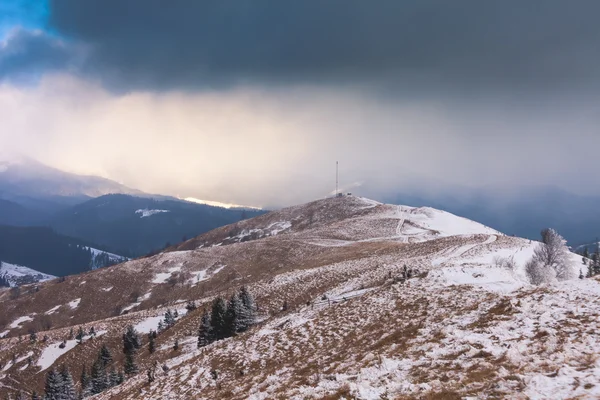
[99,344,112,367]
[122,325,142,354]
[197,311,212,348]
[238,286,257,331]
[210,297,228,340]
[80,364,90,397]
[124,352,138,376]
[76,327,85,344]
[30,391,40,400]
[225,293,243,336]
[108,368,119,387]
[148,332,156,354]
[44,368,64,400]
[90,359,107,394]
[173,338,179,351]
[60,365,77,400]
[164,310,176,328]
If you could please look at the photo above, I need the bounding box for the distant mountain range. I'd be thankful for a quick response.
[0,225,126,278]
[0,155,266,267]
[49,194,264,257]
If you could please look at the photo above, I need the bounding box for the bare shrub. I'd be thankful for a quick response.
[493,256,516,271]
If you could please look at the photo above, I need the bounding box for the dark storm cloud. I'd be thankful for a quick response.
[41,0,600,92]
[0,29,76,82]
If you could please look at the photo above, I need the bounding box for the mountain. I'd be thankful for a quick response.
[381,185,600,246]
[0,225,127,277]
[0,195,596,399]
[0,154,143,221]
[49,194,266,257]
[0,198,44,226]
[0,261,55,287]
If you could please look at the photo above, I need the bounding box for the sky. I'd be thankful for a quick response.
[1,1,600,207]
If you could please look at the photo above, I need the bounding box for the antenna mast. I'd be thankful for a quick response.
[336,161,339,197]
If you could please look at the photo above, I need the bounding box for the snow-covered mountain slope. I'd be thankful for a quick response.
[0,261,55,287]
[0,195,595,399]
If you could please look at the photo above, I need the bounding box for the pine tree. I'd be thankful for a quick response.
[225,293,243,336]
[124,352,138,376]
[76,326,85,344]
[210,297,228,340]
[122,326,142,354]
[197,311,212,348]
[157,320,164,332]
[238,286,257,332]
[99,344,112,367]
[108,368,119,387]
[173,309,179,318]
[583,247,590,259]
[44,368,64,400]
[29,331,37,343]
[173,338,179,351]
[164,310,175,328]
[148,331,156,353]
[60,365,77,400]
[80,364,90,397]
[90,359,107,394]
[30,391,40,400]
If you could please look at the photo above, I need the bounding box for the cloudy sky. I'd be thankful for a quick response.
[1,1,599,207]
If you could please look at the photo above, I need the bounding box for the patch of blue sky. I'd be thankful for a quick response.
[0,0,49,39]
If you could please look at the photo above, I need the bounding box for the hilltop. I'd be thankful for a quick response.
[0,195,596,399]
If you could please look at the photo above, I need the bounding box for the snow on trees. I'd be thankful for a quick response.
[526,228,575,284]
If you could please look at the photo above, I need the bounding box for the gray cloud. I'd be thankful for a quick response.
[0,28,77,83]
[35,0,600,93]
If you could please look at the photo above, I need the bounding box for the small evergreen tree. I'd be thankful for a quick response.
[122,325,142,354]
[238,286,257,331]
[29,331,37,343]
[108,368,119,387]
[197,311,212,348]
[148,332,156,354]
[225,293,243,336]
[80,364,90,397]
[124,352,138,376]
[90,359,107,394]
[185,301,197,312]
[44,368,64,400]
[210,297,228,340]
[30,391,40,400]
[60,365,77,400]
[173,338,179,351]
[164,310,176,328]
[99,344,112,367]
[76,326,85,344]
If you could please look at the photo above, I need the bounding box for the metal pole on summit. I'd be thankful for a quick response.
[336,161,338,197]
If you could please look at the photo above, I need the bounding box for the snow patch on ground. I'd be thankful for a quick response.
[45,305,61,315]
[68,298,81,309]
[152,266,182,284]
[135,209,170,218]
[37,340,78,371]
[9,315,34,329]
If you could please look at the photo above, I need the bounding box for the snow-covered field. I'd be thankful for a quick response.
[0,261,55,287]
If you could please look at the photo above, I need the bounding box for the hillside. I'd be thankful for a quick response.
[50,194,266,257]
[0,196,595,399]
